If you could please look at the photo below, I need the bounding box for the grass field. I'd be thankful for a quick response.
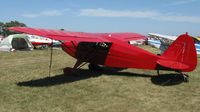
[0,46,200,112]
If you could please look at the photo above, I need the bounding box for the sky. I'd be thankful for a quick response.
[1,0,200,36]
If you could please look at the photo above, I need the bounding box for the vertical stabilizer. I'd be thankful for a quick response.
[158,33,197,72]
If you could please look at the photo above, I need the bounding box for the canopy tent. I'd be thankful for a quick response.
[0,35,4,42]
[0,34,33,51]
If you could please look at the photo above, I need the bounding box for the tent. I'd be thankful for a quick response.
[0,34,33,51]
[0,35,4,43]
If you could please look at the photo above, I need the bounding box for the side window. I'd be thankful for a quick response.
[78,42,112,50]
[95,42,112,50]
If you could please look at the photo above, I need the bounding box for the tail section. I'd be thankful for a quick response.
[157,33,197,72]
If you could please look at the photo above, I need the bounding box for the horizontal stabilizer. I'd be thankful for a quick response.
[157,59,189,70]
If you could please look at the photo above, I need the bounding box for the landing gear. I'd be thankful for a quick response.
[88,64,103,71]
[157,70,160,75]
[182,74,189,82]
[63,67,74,75]
[63,60,84,75]
[178,71,189,82]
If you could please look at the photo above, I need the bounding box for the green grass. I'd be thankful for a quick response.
[0,46,200,112]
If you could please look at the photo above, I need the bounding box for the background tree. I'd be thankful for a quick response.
[1,21,26,36]
[0,22,4,35]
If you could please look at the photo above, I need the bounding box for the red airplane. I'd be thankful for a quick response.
[9,27,197,82]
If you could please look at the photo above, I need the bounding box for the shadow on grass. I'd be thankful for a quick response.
[17,67,185,87]
[151,74,185,86]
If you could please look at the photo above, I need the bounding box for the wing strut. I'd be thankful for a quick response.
[48,39,53,77]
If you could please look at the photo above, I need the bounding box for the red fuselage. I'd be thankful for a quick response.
[61,37,159,70]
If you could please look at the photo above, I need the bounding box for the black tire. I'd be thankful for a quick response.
[88,64,103,71]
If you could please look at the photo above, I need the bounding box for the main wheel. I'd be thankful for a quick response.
[63,67,73,75]
[88,64,103,71]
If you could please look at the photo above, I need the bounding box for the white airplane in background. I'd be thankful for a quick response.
[148,33,177,40]
[148,33,200,54]
[25,34,60,47]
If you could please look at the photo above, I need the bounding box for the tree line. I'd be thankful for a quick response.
[0,21,26,37]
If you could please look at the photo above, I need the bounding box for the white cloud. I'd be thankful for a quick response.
[22,14,40,18]
[79,8,200,24]
[158,15,200,23]
[41,10,63,16]
[79,8,159,18]
[22,9,70,18]
[170,0,197,5]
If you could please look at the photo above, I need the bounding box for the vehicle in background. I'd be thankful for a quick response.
[148,33,200,54]
[25,34,61,48]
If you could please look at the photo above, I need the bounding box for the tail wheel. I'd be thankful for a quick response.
[183,74,189,82]
[178,71,189,83]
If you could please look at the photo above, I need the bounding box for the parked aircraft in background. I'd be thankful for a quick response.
[25,34,60,48]
[148,33,200,54]
[9,27,198,82]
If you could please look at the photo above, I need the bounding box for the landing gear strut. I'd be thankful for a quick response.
[157,70,160,75]
[178,71,189,82]
[182,74,189,82]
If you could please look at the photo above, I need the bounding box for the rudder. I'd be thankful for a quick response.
[158,33,197,72]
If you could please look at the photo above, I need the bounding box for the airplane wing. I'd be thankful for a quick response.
[192,36,200,42]
[148,33,177,41]
[94,32,147,42]
[8,27,111,42]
